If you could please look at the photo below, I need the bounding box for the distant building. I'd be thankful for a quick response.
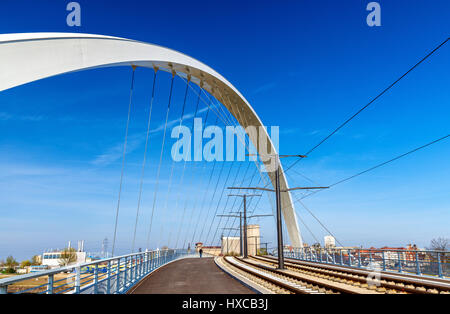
[30,265,49,273]
[247,225,261,256]
[222,237,240,255]
[220,224,261,256]
[324,236,336,249]
[42,251,87,269]
[41,240,88,269]
[196,242,221,256]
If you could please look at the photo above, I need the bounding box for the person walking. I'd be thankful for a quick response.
[199,248,203,258]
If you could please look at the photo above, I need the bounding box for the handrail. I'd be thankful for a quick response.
[279,247,449,279]
[0,248,196,294]
[0,249,158,286]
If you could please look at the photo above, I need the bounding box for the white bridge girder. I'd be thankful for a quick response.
[0,33,303,247]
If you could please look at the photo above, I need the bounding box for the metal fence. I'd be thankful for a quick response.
[279,247,449,278]
[0,249,196,294]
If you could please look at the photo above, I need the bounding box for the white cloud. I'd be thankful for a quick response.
[0,111,45,122]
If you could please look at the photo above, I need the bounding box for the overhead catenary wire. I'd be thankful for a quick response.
[284,37,449,175]
[283,134,450,248]
[112,66,136,257]
[228,38,450,249]
[293,133,450,204]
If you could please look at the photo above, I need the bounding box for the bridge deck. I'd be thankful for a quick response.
[129,257,255,294]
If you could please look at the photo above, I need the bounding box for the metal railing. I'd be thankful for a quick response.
[277,247,449,278]
[0,249,196,294]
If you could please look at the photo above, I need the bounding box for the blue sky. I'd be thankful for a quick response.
[0,0,449,261]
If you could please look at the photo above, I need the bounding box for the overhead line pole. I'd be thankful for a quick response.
[226,194,261,258]
[230,154,329,269]
[218,209,272,257]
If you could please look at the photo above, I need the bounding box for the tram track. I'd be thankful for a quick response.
[255,255,450,294]
[219,255,450,294]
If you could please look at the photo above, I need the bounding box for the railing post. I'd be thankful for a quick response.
[136,255,139,279]
[116,258,121,294]
[93,264,99,294]
[398,251,403,273]
[358,250,361,268]
[0,285,7,294]
[75,266,81,294]
[130,257,134,284]
[340,250,343,265]
[415,252,421,276]
[135,256,138,281]
[137,255,141,279]
[348,250,352,266]
[382,251,386,271]
[144,253,148,274]
[106,261,111,294]
[138,255,142,279]
[124,257,128,288]
[143,253,146,275]
[438,252,443,278]
[47,274,54,295]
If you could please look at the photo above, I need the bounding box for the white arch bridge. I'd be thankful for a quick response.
[0,32,302,248]
[1,33,449,296]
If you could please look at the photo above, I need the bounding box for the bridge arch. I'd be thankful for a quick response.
[0,32,303,247]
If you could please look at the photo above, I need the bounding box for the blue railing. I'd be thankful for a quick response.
[278,247,449,278]
[0,249,196,294]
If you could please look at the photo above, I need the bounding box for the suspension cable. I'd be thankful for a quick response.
[173,84,203,248]
[146,71,176,250]
[207,161,243,244]
[131,69,158,253]
[111,66,136,257]
[203,160,236,243]
[196,155,227,242]
[182,106,212,249]
[296,200,344,247]
[189,115,221,244]
[158,76,191,248]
